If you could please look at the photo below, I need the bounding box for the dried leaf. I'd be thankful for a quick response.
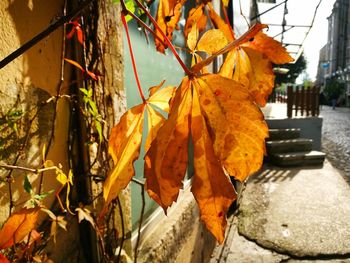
[191,87,236,243]
[194,74,268,181]
[242,31,294,64]
[0,207,40,249]
[103,104,145,207]
[155,0,187,53]
[184,4,207,38]
[197,29,228,55]
[145,78,192,211]
[64,58,84,72]
[76,207,96,230]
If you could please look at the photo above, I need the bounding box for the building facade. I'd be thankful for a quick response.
[317,0,350,105]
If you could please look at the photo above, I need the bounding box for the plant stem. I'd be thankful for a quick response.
[121,13,146,103]
[0,0,96,69]
[120,1,167,48]
[132,0,193,76]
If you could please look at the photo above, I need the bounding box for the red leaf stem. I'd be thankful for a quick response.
[121,13,146,103]
[133,0,193,76]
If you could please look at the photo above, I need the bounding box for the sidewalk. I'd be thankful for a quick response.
[210,103,350,262]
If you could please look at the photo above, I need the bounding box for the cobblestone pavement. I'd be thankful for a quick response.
[320,106,350,183]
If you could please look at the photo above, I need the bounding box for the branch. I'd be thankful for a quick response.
[0,0,96,69]
[0,163,58,174]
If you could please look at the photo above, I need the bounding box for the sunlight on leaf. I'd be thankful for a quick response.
[103,104,145,207]
[145,78,192,211]
[191,87,236,243]
[0,207,40,249]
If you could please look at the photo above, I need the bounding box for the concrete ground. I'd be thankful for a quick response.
[209,104,350,263]
[210,160,350,263]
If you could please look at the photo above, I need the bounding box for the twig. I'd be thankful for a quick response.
[0,163,58,174]
[0,0,96,69]
[134,185,145,263]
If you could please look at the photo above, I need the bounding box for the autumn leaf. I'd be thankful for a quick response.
[148,85,176,113]
[55,169,74,215]
[193,74,268,181]
[0,254,10,263]
[197,29,228,55]
[104,104,145,207]
[41,208,67,243]
[231,47,275,106]
[207,3,234,41]
[191,86,236,243]
[155,0,187,53]
[183,4,207,38]
[145,77,192,211]
[67,19,84,45]
[64,58,98,80]
[103,85,175,210]
[242,31,294,64]
[0,207,40,249]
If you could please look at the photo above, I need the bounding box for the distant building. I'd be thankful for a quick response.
[318,0,350,105]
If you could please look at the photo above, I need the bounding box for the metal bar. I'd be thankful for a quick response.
[251,0,288,20]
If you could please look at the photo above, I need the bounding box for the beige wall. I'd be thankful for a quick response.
[0,0,68,219]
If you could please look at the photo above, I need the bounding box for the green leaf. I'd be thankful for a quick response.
[23,175,32,194]
[79,88,89,96]
[95,120,103,143]
[33,190,54,201]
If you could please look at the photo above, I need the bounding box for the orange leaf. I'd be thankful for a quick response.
[145,77,192,211]
[103,104,145,207]
[64,58,85,72]
[145,105,166,153]
[194,74,268,181]
[191,86,236,243]
[218,50,235,79]
[207,3,234,41]
[155,0,187,53]
[0,208,40,249]
[242,31,294,64]
[0,254,10,263]
[197,29,228,55]
[232,47,274,106]
[184,4,207,38]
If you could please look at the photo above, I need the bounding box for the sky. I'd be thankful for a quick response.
[255,0,336,82]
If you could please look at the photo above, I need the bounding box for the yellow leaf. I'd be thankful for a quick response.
[145,105,166,153]
[242,31,294,64]
[148,85,176,113]
[191,86,236,243]
[197,29,228,55]
[187,23,199,51]
[56,170,68,185]
[145,77,192,211]
[218,50,235,79]
[148,80,166,97]
[194,74,268,181]
[103,104,145,207]
[0,208,40,249]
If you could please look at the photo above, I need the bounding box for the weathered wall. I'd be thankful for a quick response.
[0,0,68,221]
[0,0,129,261]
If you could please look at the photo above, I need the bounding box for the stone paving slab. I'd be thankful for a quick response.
[237,160,350,258]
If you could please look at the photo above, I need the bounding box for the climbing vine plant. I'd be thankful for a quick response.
[0,0,293,262]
